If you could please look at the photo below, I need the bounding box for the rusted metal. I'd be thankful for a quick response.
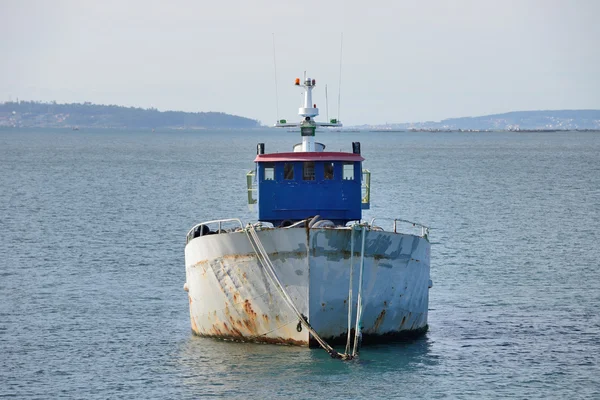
[194,331,309,346]
[185,227,430,347]
[373,309,386,331]
[242,299,257,319]
[192,251,307,266]
[190,316,200,334]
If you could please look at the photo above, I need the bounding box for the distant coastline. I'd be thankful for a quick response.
[0,100,260,129]
[1,100,599,131]
[367,128,600,133]
[358,109,600,131]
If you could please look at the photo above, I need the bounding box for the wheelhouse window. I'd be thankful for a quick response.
[303,161,315,180]
[284,163,294,180]
[343,162,354,180]
[324,162,334,180]
[263,163,275,181]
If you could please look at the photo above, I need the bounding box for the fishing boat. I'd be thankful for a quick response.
[184,73,432,358]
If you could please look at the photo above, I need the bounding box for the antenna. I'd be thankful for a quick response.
[325,84,329,122]
[337,33,343,123]
[272,33,279,122]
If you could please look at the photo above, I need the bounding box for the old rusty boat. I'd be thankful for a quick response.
[184,73,432,358]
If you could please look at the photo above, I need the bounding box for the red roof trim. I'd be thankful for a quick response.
[255,152,364,162]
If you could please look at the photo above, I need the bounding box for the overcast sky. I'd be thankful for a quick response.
[1,0,599,126]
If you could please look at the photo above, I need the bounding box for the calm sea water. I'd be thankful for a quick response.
[1,128,599,399]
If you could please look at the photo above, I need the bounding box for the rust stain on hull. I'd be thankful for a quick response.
[218,320,258,336]
[243,299,257,319]
[373,309,387,331]
[203,298,298,343]
[195,333,308,346]
[202,296,271,338]
[190,316,200,334]
[192,251,308,267]
[241,319,258,334]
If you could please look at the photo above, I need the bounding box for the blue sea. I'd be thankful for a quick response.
[1,128,599,399]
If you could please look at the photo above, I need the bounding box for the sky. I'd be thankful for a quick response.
[1,0,599,126]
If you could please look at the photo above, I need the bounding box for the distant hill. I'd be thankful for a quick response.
[3,102,598,131]
[0,100,260,129]
[362,110,600,131]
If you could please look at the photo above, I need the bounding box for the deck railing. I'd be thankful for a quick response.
[246,170,257,211]
[369,218,431,240]
[186,218,245,244]
[361,169,371,209]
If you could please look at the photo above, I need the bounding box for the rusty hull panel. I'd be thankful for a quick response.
[184,227,430,346]
[185,230,310,345]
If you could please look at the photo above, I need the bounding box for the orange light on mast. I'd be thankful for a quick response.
[295,78,300,85]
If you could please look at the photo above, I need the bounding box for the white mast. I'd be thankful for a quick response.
[299,72,318,117]
[274,72,342,152]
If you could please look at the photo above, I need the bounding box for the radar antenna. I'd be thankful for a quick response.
[337,33,343,124]
[272,33,280,122]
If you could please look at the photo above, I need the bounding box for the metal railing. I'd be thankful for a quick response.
[186,218,245,244]
[361,169,371,209]
[369,218,431,240]
[248,168,369,209]
[246,170,257,211]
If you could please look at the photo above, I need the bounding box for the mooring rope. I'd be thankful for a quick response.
[344,226,355,355]
[344,223,368,357]
[352,225,367,357]
[244,223,353,360]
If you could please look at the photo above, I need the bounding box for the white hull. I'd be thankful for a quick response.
[184,226,431,346]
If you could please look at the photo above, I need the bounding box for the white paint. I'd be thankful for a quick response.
[298,74,319,119]
[298,107,319,118]
[301,135,314,152]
